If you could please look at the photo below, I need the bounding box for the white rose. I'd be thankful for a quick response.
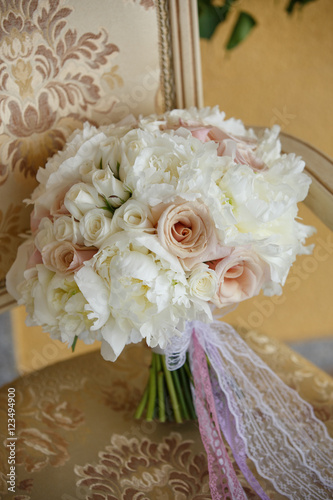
[92,169,130,208]
[35,218,54,251]
[79,160,99,183]
[54,216,84,245]
[188,264,218,301]
[95,134,122,177]
[64,183,104,220]
[112,199,155,232]
[119,128,146,171]
[79,209,113,247]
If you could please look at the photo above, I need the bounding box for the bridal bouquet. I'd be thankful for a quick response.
[7,107,333,499]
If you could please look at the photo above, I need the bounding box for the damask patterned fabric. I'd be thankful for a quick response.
[0,331,332,499]
[0,0,161,298]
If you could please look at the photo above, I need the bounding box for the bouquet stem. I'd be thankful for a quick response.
[135,353,196,423]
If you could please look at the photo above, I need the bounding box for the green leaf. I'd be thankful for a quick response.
[286,0,317,14]
[226,11,257,50]
[101,195,115,215]
[198,0,236,40]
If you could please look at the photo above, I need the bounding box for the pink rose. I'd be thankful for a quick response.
[209,127,266,172]
[30,185,72,233]
[27,248,43,268]
[210,248,269,308]
[167,120,266,172]
[42,241,96,275]
[155,201,230,270]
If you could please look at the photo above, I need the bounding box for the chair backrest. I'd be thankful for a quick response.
[0,0,203,312]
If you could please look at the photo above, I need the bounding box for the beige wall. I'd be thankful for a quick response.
[200,0,333,156]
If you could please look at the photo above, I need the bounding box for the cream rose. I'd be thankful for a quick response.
[92,169,130,208]
[79,209,113,247]
[42,241,97,275]
[64,183,104,220]
[112,199,155,232]
[156,201,230,270]
[188,263,218,301]
[211,248,269,308]
[54,216,84,245]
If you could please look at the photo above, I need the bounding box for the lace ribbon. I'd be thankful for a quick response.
[166,320,333,500]
[191,332,247,500]
[210,371,270,500]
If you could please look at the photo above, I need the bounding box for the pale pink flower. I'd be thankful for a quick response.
[210,248,269,307]
[168,120,267,172]
[42,241,96,275]
[155,201,230,270]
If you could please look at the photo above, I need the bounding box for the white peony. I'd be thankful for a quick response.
[74,232,204,361]
[17,265,97,345]
[120,128,213,206]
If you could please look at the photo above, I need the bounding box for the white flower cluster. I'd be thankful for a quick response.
[7,107,314,361]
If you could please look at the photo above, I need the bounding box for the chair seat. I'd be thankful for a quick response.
[0,331,332,499]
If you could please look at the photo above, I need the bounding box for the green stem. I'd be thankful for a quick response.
[146,354,157,421]
[164,380,173,421]
[71,335,78,353]
[155,354,162,372]
[171,368,190,420]
[134,385,149,419]
[184,357,194,384]
[157,372,166,422]
[161,356,183,424]
[179,365,196,420]
[155,355,166,422]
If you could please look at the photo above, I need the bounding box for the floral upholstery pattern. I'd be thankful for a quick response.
[0,0,161,301]
[0,332,332,499]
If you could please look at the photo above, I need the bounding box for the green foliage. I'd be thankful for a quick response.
[198,0,236,39]
[286,0,317,14]
[226,12,256,50]
[198,0,318,50]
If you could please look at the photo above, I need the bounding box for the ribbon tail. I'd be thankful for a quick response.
[193,320,333,500]
[210,369,271,500]
[190,331,247,500]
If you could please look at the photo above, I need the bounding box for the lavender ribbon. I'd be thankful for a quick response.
[166,320,333,500]
[191,332,247,500]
